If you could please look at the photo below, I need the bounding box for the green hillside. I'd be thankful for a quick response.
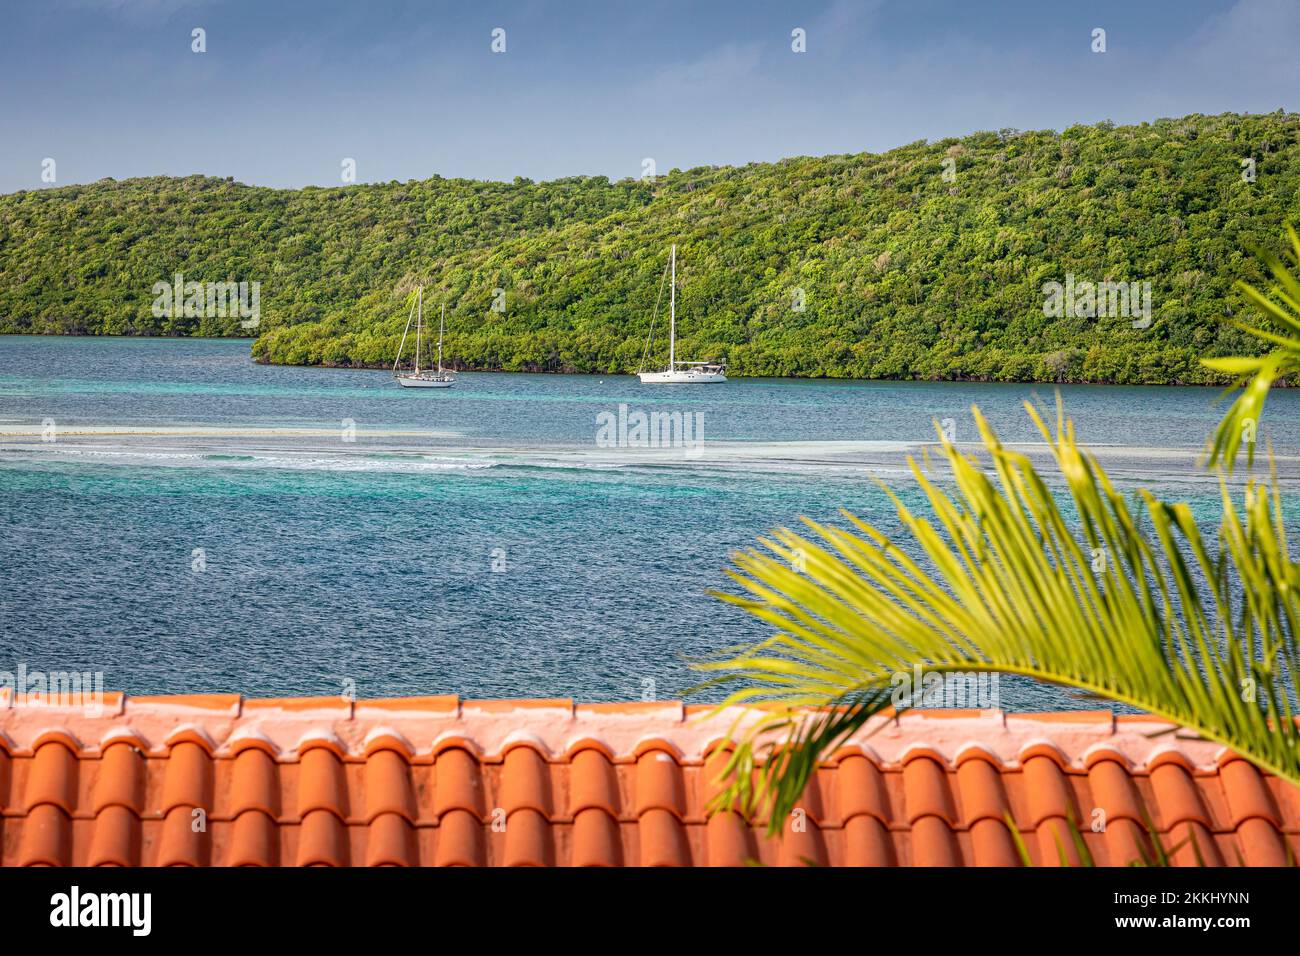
[3,111,1300,383]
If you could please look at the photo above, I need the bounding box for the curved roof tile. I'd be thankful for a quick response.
[0,693,1296,866]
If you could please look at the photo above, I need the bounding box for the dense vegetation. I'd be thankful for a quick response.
[4,111,1300,383]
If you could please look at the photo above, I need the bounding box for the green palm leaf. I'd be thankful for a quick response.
[697,399,1300,832]
[1206,224,1300,472]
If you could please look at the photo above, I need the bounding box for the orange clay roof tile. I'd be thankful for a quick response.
[88,804,139,867]
[433,748,485,819]
[503,808,552,866]
[298,808,348,866]
[1219,758,1281,829]
[24,740,78,814]
[1,693,1299,866]
[639,807,689,866]
[18,803,72,866]
[364,749,417,823]
[229,807,277,866]
[1150,761,1215,830]
[1087,757,1145,825]
[296,747,348,819]
[435,808,485,866]
[954,757,1009,827]
[842,814,894,866]
[230,747,280,818]
[160,741,210,813]
[498,746,552,816]
[568,747,620,818]
[157,807,204,866]
[836,754,892,827]
[571,806,622,866]
[92,741,144,815]
[902,755,957,826]
[1022,753,1078,827]
[635,749,687,818]
[365,811,416,867]
[910,815,960,866]
[968,816,1019,866]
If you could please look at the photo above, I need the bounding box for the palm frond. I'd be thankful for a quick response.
[1002,811,1205,867]
[1205,224,1300,472]
[697,399,1300,833]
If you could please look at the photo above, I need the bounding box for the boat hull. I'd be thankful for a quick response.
[637,370,727,384]
[396,375,455,388]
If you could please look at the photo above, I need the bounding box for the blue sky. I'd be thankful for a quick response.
[1,0,1296,192]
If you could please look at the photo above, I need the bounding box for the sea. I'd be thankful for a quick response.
[2,335,1297,710]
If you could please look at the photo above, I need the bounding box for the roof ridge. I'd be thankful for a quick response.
[0,692,1232,770]
[0,693,1292,866]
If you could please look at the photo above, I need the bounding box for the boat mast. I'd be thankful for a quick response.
[437,302,445,374]
[669,244,676,372]
[393,292,417,378]
[414,286,423,373]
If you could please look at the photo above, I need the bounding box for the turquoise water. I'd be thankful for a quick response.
[1,335,1297,708]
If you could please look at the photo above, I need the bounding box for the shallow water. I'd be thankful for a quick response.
[1,335,1296,708]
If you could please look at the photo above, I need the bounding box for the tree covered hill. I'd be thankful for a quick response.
[3,111,1300,383]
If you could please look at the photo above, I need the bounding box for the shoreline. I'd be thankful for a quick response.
[0,332,1267,390]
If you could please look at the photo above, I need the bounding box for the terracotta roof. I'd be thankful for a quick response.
[0,691,1296,866]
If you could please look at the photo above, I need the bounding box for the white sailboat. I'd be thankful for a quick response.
[393,286,455,389]
[637,244,727,384]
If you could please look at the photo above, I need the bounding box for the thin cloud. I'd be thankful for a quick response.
[1178,0,1300,89]
[653,42,764,94]
[52,0,214,19]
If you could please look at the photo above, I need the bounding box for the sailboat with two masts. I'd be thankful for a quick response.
[393,285,455,389]
[637,244,727,384]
